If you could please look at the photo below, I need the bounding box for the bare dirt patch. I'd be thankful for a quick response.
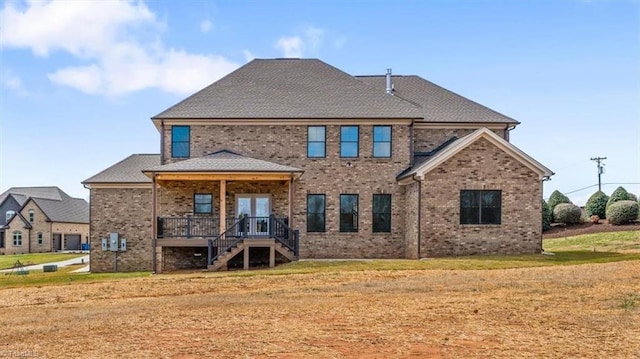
[1,262,639,358]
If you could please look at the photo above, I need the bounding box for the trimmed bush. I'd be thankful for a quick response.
[585,191,609,219]
[553,203,582,224]
[547,190,572,222]
[542,200,552,232]
[606,186,629,211]
[606,200,639,225]
[628,193,638,202]
[589,215,600,224]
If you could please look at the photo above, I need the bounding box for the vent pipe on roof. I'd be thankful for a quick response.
[385,68,393,95]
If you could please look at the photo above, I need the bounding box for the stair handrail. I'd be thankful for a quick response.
[270,215,299,256]
[207,217,245,266]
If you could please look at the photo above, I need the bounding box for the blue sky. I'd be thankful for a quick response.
[1,0,638,205]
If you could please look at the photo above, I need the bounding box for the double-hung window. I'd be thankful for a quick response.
[340,194,359,232]
[307,194,326,232]
[307,126,326,158]
[13,231,22,246]
[372,194,391,233]
[194,194,213,214]
[340,126,359,158]
[171,126,190,158]
[373,126,391,157]
[460,190,502,225]
[29,209,34,223]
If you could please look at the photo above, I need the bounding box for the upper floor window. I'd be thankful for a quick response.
[29,209,35,223]
[171,126,190,158]
[460,190,502,225]
[340,194,359,232]
[307,194,326,233]
[12,231,22,246]
[194,194,213,214]
[373,194,392,233]
[5,210,15,223]
[37,232,43,245]
[373,126,392,157]
[340,126,359,158]
[307,126,326,158]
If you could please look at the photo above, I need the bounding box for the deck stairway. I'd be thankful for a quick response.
[207,216,299,271]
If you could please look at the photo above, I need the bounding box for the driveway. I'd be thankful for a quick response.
[0,255,90,274]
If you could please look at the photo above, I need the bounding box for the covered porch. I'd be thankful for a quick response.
[144,150,303,272]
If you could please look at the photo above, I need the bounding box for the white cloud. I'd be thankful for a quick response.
[2,70,28,96]
[275,36,304,58]
[242,49,256,62]
[0,0,239,96]
[200,19,213,33]
[274,25,328,58]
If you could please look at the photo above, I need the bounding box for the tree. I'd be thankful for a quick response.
[585,191,609,219]
[542,200,552,231]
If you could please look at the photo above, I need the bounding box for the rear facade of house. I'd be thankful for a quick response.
[83,59,552,273]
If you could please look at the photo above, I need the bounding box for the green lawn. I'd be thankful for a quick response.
[1,231,638,288]
[543,230,640,252]
[0,253,86,270]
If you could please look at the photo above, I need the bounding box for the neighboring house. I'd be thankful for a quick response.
[83,58,553,273]
[0,187,89,255]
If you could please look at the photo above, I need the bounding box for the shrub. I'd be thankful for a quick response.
[553,203,582,224]
[606,186,630,211]
[628,193,638,202]
[589,215,600,224]
[585,191,609,219]
[542,200,552,231]
[547,190,572,222]
[606,200,639,225]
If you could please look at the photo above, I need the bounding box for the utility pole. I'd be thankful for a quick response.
[590,157,607,192]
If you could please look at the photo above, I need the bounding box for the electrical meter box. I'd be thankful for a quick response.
[120,238,127,252]
[109,233,119,251]
[101,238,108,251]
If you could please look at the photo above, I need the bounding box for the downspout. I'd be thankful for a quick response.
[83,184,91,257]
[151,173,157,274]
[413,175,422,259]
[410,120,415,166]
[160,120,165,165]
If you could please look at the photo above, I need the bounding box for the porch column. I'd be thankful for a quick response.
[220,180,226,235]
[151,173,158,273]
[288,177,294,228]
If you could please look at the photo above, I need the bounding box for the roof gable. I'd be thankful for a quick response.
[0,186,65,204]
[398,128,553,183]
[152,58,421,120]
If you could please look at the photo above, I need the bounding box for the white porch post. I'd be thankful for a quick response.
[220,180,226,235]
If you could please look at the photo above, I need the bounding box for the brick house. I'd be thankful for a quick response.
[0,187,89,255]
[83,58,552,273]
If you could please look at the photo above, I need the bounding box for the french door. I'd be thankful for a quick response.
[236,194,271,236]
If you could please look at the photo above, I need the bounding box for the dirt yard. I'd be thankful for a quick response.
[1,261,639,358]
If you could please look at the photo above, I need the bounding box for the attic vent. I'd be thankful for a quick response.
[385,68,393,95]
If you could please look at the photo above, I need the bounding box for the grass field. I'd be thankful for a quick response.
[0,231,638,358]
[0,252,86,269]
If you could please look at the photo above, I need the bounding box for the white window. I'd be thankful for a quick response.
[29,209,35,223]
[6,210,15,222]
[13,231,22,246]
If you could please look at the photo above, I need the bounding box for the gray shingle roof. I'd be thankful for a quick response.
[0,186,63,205]
[144,150,303,173]
[0,186,89,224]
[32,197,89,224]
[356,75,517,124]
[153,59,421,119]
[82,154,161,184]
